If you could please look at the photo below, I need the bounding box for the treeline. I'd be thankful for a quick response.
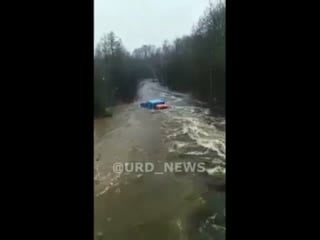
[94,1,225,117]
[152,1,225,113]
[94,32,150,117]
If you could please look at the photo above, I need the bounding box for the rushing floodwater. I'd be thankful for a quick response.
[94,79,225,240]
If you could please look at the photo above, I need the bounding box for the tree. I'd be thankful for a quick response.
[152,1,225,113]
[94,1,225,117]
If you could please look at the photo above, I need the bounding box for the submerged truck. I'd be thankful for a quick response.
[140,99,169,110]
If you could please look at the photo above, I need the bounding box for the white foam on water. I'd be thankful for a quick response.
[199,213,226,234]
[174,141,189,149]
[164,105,225,163]
[168,141,189,153]
[96,186,110,196]
[176,219,183,231]
[211,158,226,166]
[185,150,209,156]
[206,166,226,176]
[182,118,224,159]
[168,147,175,153]
[95,172,121,197]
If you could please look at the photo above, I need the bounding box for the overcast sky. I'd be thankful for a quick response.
[94,0,216,52]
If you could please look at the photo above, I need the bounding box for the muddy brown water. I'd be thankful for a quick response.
[94,79,225,240]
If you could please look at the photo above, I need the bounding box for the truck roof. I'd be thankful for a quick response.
[148,99,164,104]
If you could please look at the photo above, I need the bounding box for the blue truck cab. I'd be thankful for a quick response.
[140,99,165,109]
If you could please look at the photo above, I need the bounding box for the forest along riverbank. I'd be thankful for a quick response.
[94,79,225,240]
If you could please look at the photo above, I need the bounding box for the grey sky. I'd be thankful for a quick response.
[94,0,216,52]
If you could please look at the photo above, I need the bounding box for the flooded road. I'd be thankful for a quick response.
[94,79,225,240]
